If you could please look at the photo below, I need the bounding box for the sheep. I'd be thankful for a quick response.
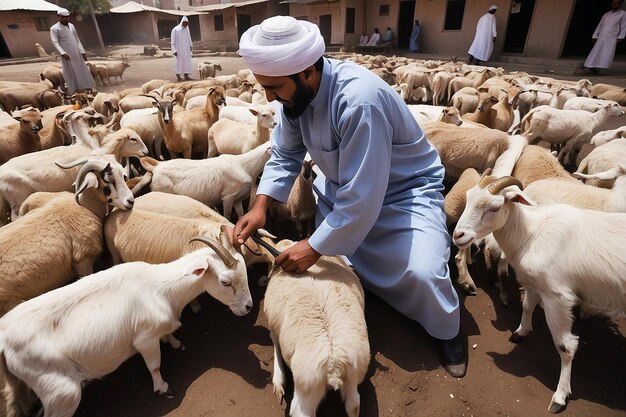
[392,82,409,102]
[0,158,134,316]
[38,109,71,150]
[488,86,521,132]
[598,87,626,106]
[575,138,626,188]
[423,123,527,181]
[447,68,496,100]
[461,91,499,127]
[198,62,222,80]
[431,70,454,106]
[218,102,274,125]
[262,239,370,417]
[590,82,622,98]
[369,67,395,85]
[269,160,316,239]
[561,96,620,113]
[0,86,64,112]
[152,86,225,159]
[224,81,255,98]
[450,87,480,115]
[0,122,147,224]
[0,107,43,165]
[208,107,276,156]
[95,60,131,85]
[134,142,271,220]
[452,175,626,413]
[520,104,625,166]
[408,105,463,126]
[119,107,166,160]
[0,231,251,417]
[141,78,168,94]
[39,63,64,90]
[117,94,158,113]
[590,126,626,146]
[91,92,121,117]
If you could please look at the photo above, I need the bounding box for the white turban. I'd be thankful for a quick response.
[181,16,188,23]
[489,4,498,11]
[57,8,70,16]
[238,15,326,77]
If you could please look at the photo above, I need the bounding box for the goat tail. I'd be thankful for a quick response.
[139,156,159,172]
[326,357,344,391]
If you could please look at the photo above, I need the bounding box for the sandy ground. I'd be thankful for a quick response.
[0,46,625,417]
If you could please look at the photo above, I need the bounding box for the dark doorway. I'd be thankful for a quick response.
[503,0,536,53]
[398,0,416,50]
[562,1,626,58]
[319,14,331,45]
[0,32,10,58]
[237,14,252,41]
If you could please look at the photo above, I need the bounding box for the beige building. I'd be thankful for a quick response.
[0,0,61,58]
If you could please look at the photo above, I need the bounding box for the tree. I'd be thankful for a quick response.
[62,0,111,55]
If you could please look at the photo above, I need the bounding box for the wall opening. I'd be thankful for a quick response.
[503,0,536,54]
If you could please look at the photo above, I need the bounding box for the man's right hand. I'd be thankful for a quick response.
[62,53,70,60]
[231,195,273,248]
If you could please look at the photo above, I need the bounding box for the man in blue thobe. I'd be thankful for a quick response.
[235,16,467,377]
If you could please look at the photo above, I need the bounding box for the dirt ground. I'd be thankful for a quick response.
[0,46,625,417]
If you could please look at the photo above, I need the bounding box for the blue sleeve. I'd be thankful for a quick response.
[256,113,307,203]
[308,104,391,256]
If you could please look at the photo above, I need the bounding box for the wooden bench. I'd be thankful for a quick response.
[355,37,397,55]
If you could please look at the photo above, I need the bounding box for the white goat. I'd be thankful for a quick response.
[453,175,626,413]
[0,232,250,417]
[208,107,276,156]
[134,142,271,220]
[263,239,370,417]
[576,138,626,188]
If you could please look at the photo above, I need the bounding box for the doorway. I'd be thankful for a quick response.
[562,0,626,57]
[503,0,536,54]
[319,14,331,45]
[0,32,9,58]
[398,0,416,50]
[237,14,251,41]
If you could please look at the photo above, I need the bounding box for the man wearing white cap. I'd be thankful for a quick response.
[468,5,498,65]
[171,16,193,81]
[50,8,94,94]
[234,16,467,378]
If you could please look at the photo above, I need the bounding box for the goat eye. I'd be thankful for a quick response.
[220,280,232,287]
[488,206,500,213]
[102,186,111,196]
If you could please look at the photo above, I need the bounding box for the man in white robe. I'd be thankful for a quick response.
[50,8,94,94]
[171,16,193,81]
[235,16,467,378]
[468,5,498,65]
[584,0,626,75]
[365,28,381,46]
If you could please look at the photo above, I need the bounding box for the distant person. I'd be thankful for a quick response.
[409,20,420,53]
[49,8,94,94]
[366,28,381,46]
[358,32,369,46]
[584,0,626,75]
[171,16,193,81]
[467,5,498,65]
[382,27,394,43]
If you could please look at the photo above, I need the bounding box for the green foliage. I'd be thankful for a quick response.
[61,0,111,15]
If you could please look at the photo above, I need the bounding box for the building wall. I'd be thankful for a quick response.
[93,13,160,45]
[199,8,238,50]
[524,0,574,58]
[289,2,343,44]
[0,11,59,58]
[362,0,400,38]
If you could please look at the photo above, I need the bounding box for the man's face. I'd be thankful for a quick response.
[255,72,315,119]
[59,15,70,26]
[611,0,623,10]
[182,21,189,28]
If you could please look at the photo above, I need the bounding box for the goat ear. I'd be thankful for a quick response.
[505,190,534,206]
[76,171,99,197]
[184,257,208,278]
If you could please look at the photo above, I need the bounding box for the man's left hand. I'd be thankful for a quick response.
[274,240,321,274]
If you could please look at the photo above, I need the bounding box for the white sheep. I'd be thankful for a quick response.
[208,107,276,156]
[198,62,222,80]
[0,158,134,316]
[520,104,625,166]
[262,239,370,417]
[408,105,463,126]
[134,142,271,220]
[590,126,626,146]
[218,102,275,125]
[453,175,626,413]
[575,138,626,188]
[0,232,251,417]
[562,96,620,113]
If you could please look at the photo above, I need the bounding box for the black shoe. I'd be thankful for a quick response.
[184,75,193,81]
[435,332,468,378]
[176,74,182,81]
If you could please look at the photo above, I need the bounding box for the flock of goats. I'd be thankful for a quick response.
[0,50,624,417]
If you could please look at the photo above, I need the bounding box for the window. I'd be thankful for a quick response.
[379,5,389,16]
[214,14,224,31]
[444,0,466,31]
[33,16,50,32]
[346,7,355,34]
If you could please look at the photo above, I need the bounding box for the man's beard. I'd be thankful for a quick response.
[282,78,315,119]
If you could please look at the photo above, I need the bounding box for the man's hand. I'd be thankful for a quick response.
[231,195,274,248]
[173,52,177,56]
[81,53,87,61]
[275,240,321,274]
[62,53,70,60]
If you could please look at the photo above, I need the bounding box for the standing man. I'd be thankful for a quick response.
[235,16,467,378]
[49,8,94,94]
[409,20,420,53]
[467,5,498,65]
[171,16,193,81]
[584,0,626,75]
[382,26,394,43]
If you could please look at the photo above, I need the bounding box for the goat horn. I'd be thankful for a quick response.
[55,158,88,170]
[250,233,281,258]
[487,176,524,195]
[189,236,236,268]
[140,94,159,103]
[74,160,110,203]
[478,169,495,188]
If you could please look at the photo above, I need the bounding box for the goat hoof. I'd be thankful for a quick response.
[548,400,565,413]
[273,386,284,404]
[509,332,525,343]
